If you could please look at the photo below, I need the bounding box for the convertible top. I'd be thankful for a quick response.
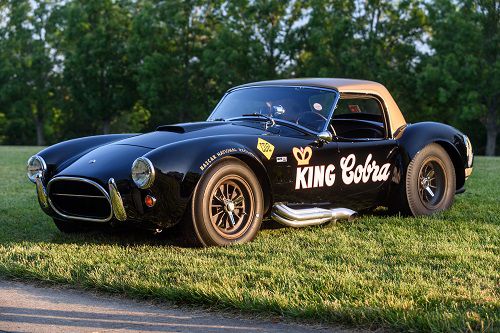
[231,78,407,136]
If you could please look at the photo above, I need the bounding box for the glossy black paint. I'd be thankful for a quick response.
[34,108,470,230]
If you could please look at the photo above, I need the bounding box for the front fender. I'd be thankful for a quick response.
[142,136,271,227]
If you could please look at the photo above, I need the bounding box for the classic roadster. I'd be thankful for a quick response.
[27,78,474,246]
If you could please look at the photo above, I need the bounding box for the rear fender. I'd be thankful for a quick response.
[396,122,469,191]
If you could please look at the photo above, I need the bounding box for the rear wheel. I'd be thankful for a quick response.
[404,144,456,216]
[188,157,264,246]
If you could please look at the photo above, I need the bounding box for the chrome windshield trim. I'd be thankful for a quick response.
[226,116,318,136]
[47,176,113,223]
[207,85,340,135]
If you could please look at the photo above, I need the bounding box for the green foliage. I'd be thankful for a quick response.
[0,0,58,145]
[0,146,498,332]
[417,0,499,155]
[0,0,498,154]
[53,0,136,135]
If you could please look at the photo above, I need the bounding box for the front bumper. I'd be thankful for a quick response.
[108,178,127,221]
[465,167,473,180]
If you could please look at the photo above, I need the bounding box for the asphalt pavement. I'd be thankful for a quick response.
[0,280,370,333]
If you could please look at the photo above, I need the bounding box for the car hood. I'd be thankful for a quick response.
[54,121,270,183]
[56,144,151,183]
[114,121,269,149]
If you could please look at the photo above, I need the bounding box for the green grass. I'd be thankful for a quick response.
[0,146,498,332]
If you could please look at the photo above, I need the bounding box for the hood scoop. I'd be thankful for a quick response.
[156,121,224,133]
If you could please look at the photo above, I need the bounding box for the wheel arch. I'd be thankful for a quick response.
[397,122,468,192]
[434,140,465,190]
[230,154,273,216]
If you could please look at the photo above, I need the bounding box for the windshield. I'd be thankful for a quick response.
[208,86,338,132]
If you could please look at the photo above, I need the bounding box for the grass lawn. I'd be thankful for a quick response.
[0,146,498,332]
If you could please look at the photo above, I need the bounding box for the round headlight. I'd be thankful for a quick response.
[27,155,47,183]
[131,157,155,189]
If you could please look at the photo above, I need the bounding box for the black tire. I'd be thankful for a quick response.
[187,157,264,247]
[405,143,456,216]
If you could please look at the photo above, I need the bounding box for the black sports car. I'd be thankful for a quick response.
[27,78,474,246]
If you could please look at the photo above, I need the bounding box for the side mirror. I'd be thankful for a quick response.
[317,130,333,142]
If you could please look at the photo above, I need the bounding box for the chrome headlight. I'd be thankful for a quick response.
[27,155,47,183]
[131,157,155,189]
[463,135,473,167]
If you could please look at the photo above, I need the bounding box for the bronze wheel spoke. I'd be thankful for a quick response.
[209,176,254,239]
[418,159,446,208]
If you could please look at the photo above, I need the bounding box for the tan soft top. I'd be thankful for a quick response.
[232,78,406,135]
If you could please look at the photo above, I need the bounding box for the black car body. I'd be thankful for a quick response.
[28,78,474,246]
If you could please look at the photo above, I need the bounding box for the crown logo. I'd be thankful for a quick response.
[292,146,312,166]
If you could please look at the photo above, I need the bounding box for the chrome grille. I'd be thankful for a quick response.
[48,177,112,222]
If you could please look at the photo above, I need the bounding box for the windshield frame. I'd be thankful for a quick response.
[207,85,340,134]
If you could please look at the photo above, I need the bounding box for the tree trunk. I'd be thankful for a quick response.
[485,101,497,156]
[103,119,111,134]
[485,127,497,156]
[35,118,45,146]
[35,103,45,146]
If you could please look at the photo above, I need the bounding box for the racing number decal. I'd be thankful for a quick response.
[257,138,275,160]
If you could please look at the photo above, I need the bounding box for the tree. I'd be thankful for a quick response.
[0,0,58,145]
[418,0,499,155]
[130,0,304,128]
[55,0,135,135]
[130,0,212,126]
[293,0,426,120]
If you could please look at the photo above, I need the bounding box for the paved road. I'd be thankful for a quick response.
[0,280,366,333]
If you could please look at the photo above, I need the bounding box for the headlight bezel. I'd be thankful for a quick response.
[27,155,47,183]
[131,157,155,189]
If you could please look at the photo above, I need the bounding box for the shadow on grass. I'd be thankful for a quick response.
[28,209,403,247]
[0,206,411,249]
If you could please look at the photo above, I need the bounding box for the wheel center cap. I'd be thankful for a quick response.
[226,202,235,212]
[422,178,429,187]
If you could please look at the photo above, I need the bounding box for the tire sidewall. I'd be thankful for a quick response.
[191,157,264,246]
[405,144,456,216]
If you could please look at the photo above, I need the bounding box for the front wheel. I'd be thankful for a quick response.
[404,143,456,216]
[188,157,264,246]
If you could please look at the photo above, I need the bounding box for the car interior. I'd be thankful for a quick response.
[330,94,387,139]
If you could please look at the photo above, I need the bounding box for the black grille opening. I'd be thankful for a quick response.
[50,180,103,197]
[49,178,112,221]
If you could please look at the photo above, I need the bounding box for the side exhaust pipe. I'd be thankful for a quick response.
[271,203,357,228]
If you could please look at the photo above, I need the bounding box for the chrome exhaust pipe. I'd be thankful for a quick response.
[271,203,357,228]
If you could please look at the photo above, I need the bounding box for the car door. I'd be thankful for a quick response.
[331,139,398,209]
[289,94,399,210]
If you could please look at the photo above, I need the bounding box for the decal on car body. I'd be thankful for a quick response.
[292,147,312,166]
[200,147,256,171]
[257,138,274,160]
[293,146,392,190]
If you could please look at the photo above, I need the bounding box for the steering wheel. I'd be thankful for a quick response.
[296,112,328,132]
